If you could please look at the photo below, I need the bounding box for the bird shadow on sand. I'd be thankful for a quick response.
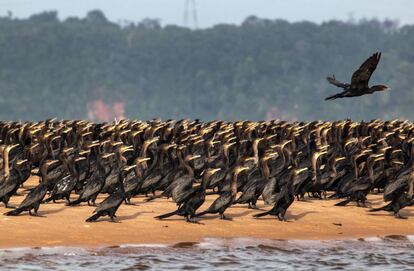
[116,211,152,221]
[288,211,317,221]
[38,207,66,216]
[231,205,267,211]
[194,210,256,221]
[253,211,317,221]
[368,209,413,218]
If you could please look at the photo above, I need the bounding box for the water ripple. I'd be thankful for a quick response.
[1,237,414,270]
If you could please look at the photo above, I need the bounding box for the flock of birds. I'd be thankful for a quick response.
[0,52,410,223]
[0,118,413,223]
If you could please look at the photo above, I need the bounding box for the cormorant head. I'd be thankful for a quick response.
[234,166,249,176]
[371,85,391,92]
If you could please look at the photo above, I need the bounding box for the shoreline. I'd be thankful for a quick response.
[0,177,413,249]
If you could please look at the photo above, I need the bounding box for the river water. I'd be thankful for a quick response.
[1,236,414,270]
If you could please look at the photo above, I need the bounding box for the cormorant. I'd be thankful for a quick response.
[4,160,58,216]
[325,52,390,100]
[86,165,135,222]
[43,157,86,204]
[370,169,414,219]
[254,168,308,221]
[0,158,30,208]
[155,168,221,222]
[68,153,114,206]
[196,166,249,220]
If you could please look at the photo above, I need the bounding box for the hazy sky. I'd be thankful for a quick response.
[1,0,413,27]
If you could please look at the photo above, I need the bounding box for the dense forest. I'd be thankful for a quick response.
[0,10,413,121]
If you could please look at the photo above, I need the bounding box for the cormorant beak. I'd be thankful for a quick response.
[148,137,160,145]
[102,153,115,159]
[238,166,250,173]
[63,147,75,154]
[226,137,237,143]
[112,142,123,148]
[335,157,346,162]
[16,159,28,166]
[226,142,236,148]
[137,157,151,163]
[210,141,221,146]
[78,150,90,156]
[188,154,201,161]
[392,149,402,155]
[165,143,177,150]
[267,152,278,158]
[281,140,292,148]
[88,142,100,148]
[193,139,204,146]
[177,145,186,151]
[10,144,20,151]
[209,168,221,175]
[29,143,40,151]
[47,159,60,166]
[75,157,87,163]
[295,168,308,175]
[123,165,137,172]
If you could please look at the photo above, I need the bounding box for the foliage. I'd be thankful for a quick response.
[0,11,413,121]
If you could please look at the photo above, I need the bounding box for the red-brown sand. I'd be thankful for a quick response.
[0,176,413,248]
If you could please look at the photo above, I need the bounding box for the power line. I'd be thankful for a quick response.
[183,0,198,29]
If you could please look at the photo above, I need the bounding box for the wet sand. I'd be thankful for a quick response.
[0,176,413,248]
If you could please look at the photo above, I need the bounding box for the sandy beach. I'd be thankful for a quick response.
[0,176,413,248]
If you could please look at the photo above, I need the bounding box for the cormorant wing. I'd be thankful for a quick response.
[350,52,381,90]
[326,75,350,89]
[0,180,16,197]
[349,179,371,193]
[94,192,123,213]
[176,185,200,203]
[17,184,47,209]
[207,192,232,212]
[384,178,406,201]
[81,180,103,199]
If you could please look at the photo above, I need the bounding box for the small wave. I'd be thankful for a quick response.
[119,243,169,248]
[1,238,414,270]
[363,236,383,242]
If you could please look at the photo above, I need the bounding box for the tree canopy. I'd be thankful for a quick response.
[0,11,413,121]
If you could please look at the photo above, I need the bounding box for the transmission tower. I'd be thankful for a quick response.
[183,0,198,28]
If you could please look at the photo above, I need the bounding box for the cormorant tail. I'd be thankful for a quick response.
[194,210,210,217]
[155,210,177,220]
[253,211,270,218]
[335,199,351,206]
[144,194,162,202]
[42,197,54,204]
[234,196,245,204]
[4,208,23,216]
[328,193,341,199]
[325,93,342,101]
[86,213,101,222]
[369,203,392,212]
[68,198,83,206]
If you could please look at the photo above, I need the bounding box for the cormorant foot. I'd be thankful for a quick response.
[186,217,202,224]
[395,213,408,219]
[277,215,286,221]
[220,214,232,220]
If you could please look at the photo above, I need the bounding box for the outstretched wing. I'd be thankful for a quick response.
[350,52,381,90]
[326,75,350,89]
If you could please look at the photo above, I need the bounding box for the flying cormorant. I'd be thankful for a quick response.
[325,52,390,100]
